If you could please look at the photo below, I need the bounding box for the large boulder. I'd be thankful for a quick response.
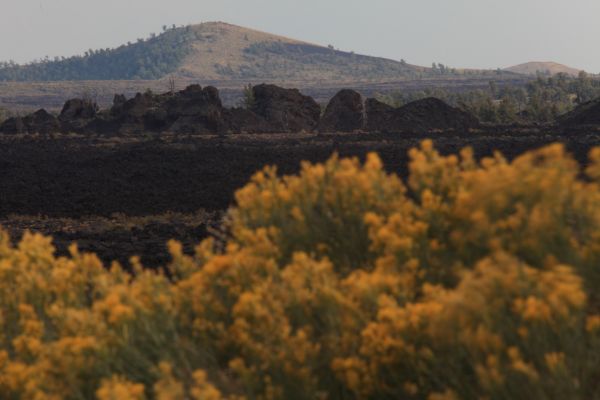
[59,98,99,132]
[113,94,127,108]
[318,89,364,132]
[251,84,321,132]
[26,109,61,133]
[59,98,98,120]
[111,90,170,133]
[364,98,398,132]
[165,85,227,134]
[0,109,60,134]
[366,97,479,132]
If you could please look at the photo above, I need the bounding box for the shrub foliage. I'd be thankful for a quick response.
[1,141,600,399]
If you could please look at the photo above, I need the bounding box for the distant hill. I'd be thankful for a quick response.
[0,22,488,82]
[504,61,584,77]
[172,22,429,81]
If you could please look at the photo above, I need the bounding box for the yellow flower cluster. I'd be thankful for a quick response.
[0,141,599,399]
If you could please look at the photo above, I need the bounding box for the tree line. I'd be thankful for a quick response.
[377,72,600,123]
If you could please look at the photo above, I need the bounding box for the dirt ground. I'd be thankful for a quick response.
[1,127,598,267]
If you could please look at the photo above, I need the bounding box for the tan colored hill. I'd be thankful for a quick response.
[0,21,432,82]
[504,61,583,77]
[1,21,518,83]
[174,22,427,81]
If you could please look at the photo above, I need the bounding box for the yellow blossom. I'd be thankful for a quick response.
[96,376,146,400]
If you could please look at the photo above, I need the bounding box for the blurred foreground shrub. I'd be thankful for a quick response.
[1,141,600,399]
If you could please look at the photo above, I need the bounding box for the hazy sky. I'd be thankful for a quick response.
[1,0,599,72]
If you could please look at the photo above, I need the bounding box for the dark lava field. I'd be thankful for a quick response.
[1,128,599,268]
[2,83,600,267]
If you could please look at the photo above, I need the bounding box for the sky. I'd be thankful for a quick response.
[1,0,599,72]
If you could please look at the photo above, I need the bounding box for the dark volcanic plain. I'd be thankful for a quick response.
[1,127,599,268]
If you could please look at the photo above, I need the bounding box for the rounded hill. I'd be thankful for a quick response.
[504,61,584,77]
[0,22,428,82]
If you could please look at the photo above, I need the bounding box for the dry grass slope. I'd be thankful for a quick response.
[504,61,584,77]
[174,22,427,81]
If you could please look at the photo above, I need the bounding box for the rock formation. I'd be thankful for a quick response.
[0,85,489,136]
[59,98,99,131]
[0,109,60,134]
[164,85,226,134]
[251,84,321,132]
[318,89,364,132]
[366,97,479,132]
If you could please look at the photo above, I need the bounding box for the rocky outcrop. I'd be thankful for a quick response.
[28,109,61,133]
[0,85,484,136]
[251,84,321,132]
[164,85,226,134]
[106,90,170,133]
[0,85,238,135]
[60,98,98,120]
[364,99,399,132]
[558,98,600,127]
[113,94,127,108]
[59,98,99,131]
[318,89,364,132]
[87,85,228,134]
[366,97,479,132]
[397,97,480,131]
[0,109,60,134]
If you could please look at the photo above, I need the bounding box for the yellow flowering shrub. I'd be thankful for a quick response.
[341,252,588,399]
[97,376,146,400]
[0,141,600,399]
[230,153,410,273]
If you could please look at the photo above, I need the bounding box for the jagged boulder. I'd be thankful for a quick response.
[251,84,321,132]
[59,98,99,131]
[558,98,600,126]
[165,85,227,134]
[0,109,60,134]
[318,89,364,133]
[110,91,170,133]
[113,94,127,108]
[74,90,167,134]
[60,99,98,120]
[27,109,61,133]
[366,97,479,132]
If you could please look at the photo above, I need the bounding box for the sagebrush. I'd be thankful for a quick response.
[1,141,600,399]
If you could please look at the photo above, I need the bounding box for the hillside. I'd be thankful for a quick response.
[504,61,583,77]
[176,22,428,81]
[0,22,464,82]
[0,26,195,81]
